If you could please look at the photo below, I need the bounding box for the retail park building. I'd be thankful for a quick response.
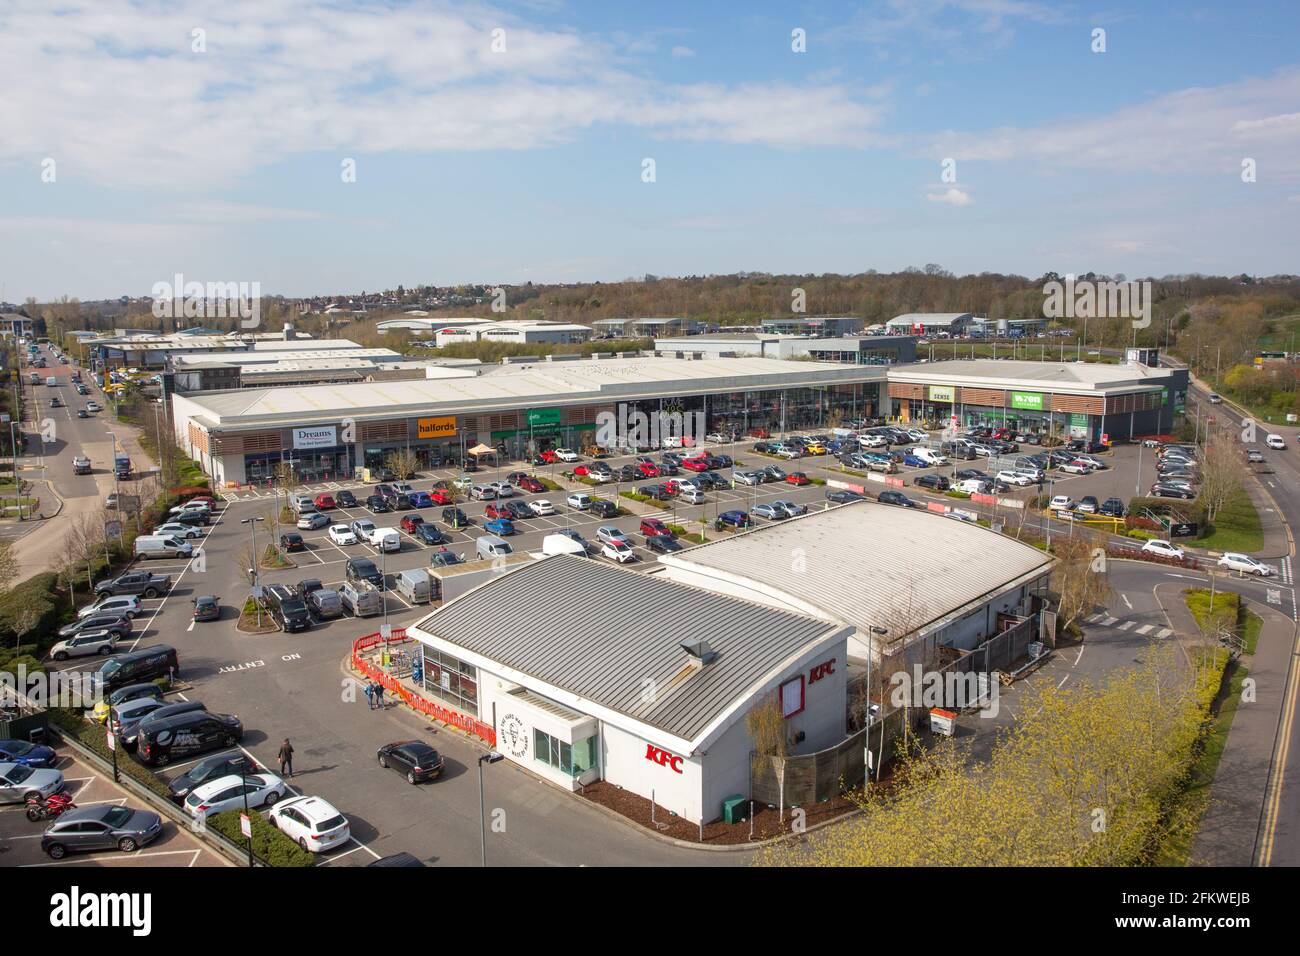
[169,352,1188,487]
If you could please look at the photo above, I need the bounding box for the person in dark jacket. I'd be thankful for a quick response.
[374,683,386,710]
[278,738,294,777]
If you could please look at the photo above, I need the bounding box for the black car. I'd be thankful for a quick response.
[441,507,469,528]
[617,464,639,481]
[366,495,389,513]
[377,740,445,784]
[878,490,918,508]
[914,474,950,492]
[504,500,533,520]
[172,510,208,527]
[263,584,310,632]
[167,750,262,803]
[638,484,672,500]
[295,579,323,596]
[826,490,865,504]
[645,534,683,554]
[1151,482,1196,500]
[954,468,989,481]
[589,499,619,518]
[387,493,413,511]
[415,523,450,545]
[337,490,358,508]
[1099,497,1126,518]
[712,454,733,469]
[137,710,243,766]
[59,613,132,640]
[279,532,305,552]
[346,556,383,588]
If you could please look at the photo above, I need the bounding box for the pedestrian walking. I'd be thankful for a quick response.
[375,683,386,710]
[364,681,375,710]
[278,738,294,778]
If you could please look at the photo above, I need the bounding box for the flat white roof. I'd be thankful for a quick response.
[887,359,1177,394]
[887,313,973,326]
[658,501,1053,646]
[176,355,886,428]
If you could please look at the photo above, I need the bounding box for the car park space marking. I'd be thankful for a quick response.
[1136,624,1155,635]
[20,848,205,867]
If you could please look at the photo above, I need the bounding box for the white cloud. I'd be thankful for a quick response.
[929,68,1300,179]
[0,0,886,191]
[670,45,695,59]
[926,187,972,206]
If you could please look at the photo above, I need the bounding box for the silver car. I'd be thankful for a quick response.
[49,629,119,661]
[42,804,163,859]
[0,762,64,803]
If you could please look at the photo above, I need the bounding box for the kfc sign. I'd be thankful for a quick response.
[809,658,837,684]
[645,743,684,774]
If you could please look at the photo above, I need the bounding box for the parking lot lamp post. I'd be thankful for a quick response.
[241,516,264,626]
[240,763,254,867]
[478,751,503,866]
[866,626,888,784]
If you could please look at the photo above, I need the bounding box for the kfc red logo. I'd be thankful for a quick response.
[809,658,837,683]
[645,743,684,773]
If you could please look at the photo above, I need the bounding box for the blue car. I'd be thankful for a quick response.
[408,491,433,508]
[714,510,752,530]
[415,523,449,545]
[902,452,929,468]
[484,518,516,536]
[0,739,57,767]
[713,454,733,469]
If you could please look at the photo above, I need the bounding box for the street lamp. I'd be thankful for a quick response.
[478,751,504,867]
[866,626,888,784]
[241,516,265,626]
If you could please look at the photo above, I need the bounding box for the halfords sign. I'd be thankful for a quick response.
[293,426,337,449]
[417,416,457,439]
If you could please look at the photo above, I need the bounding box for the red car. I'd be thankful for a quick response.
[785,472,811,486]
[682,457,710,472]
[539,449,559,464]
[313,493,336,510]
[399,514,424,534]
[518,476,545,493]
[638,461,660,478]
[639,518,671,537]
[485,503,509,519]
[661,479,684,495]
[429,489,453,505]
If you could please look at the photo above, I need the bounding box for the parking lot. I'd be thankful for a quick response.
[0,747,230,868]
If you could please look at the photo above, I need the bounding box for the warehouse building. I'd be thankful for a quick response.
[653,332,917,365]
[886,313,977,336]
[169,354,888,486]
[885,359,1188,441]
[405,555,853,825]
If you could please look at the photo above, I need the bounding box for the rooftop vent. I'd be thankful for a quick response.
[680,638,717,667]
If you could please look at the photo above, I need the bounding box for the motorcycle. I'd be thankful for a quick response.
[26,791,76,823]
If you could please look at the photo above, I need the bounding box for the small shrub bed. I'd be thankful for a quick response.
[48,709,175,800]
[207,809,317,867]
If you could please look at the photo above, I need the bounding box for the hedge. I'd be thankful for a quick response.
[206,809,317,867]
[619,491,668,510]
[0,572,67,654]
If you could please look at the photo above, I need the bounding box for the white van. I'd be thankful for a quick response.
[396,569,433,603]
[134,535,193,560]
[566,492,592,511]
[477,535,513,560]
[542,533,588,558]
[366,528,401,553]
[45,376,58,387]
[913,447,948,466]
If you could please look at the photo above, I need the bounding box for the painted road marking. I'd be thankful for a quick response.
[1268,588,1282,605]
[1101,616,1118,626]
[1121,594,1134,610]
[1156,628,1173,639]
[1117,620,1135,631]
[1136,624,1154,635]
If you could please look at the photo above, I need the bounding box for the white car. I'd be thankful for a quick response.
[1048,495,1076,511]
[85,401,101,412]
[328,524,358,546]
[705,432,732,444]
[488,482,514,498]
[905,429,928,442]
[565,493,591,510]
[528,499,557,516]
[184,772,287,821]
[268,794,351,853]
[1266,434,1286,450]
[554,448,580,462]
[49,630,118,661]
[1057,460,1091,475]
[78,595,141,619]
[602,540,636,563]
[1141,539,1185,560]
[860,434,889,448]
[170,501,211,515]
[154,522,202,540]
[297,512,329,530]
[1218,552,1274,576]
[995,470,1032,486]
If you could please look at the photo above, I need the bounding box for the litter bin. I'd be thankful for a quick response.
[721,794,747,824]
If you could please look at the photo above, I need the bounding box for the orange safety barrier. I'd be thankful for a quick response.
[352,632,496,748]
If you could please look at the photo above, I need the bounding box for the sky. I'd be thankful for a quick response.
[1,0,1298,301]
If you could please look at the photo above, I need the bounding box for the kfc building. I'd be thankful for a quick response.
[404,555,851,825]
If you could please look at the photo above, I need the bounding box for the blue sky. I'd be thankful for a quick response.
[2,0,1298,300]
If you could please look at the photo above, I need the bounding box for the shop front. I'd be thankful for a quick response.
[491,407,597,459]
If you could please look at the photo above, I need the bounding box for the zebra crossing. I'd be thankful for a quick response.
[1084,611,1174,639]
[1280,556,1293,586]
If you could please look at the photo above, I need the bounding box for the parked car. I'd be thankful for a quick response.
[414,523,450,545]
[93,570,170,598]
[878,490,918,508]
[589,499,619,518]
[184,772,287,821]
[399,514,425,534]
[167,750,262,803]
[337,490,358,508]
[191,595,221,622]
[0,739,57,767]
[715,510,753,529]
[752,503,788,520]
[441,507,470,528]
[914,474,950,492]
[329,524,358,545]
[826,490,865,504]
[136,710,244,766]
[58,613,131,641]
[268,794,351,853]
[1218,553,1274,576]
[279,532,306,552]
[1099,498,1126,518]
[41,805,162,859]
[0,762,64,803]
[366,495,389,513]
[297,512,329,531]
[639,518,671,537]
[995,470,1033,486]
[1150,482,1196,500]
[78,595,141,619]
[645,534,683,554]
[345,556,383,588]
[484,517,516,536]
[377,740,444,784]
[1077,496,1099,514]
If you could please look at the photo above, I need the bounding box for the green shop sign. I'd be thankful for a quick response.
[492,422,596,440]
[527,407,562,427]
[1009,391,1044,411]
[1068,413,1089,428]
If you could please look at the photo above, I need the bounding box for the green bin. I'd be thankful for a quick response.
[721,794,747,824]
